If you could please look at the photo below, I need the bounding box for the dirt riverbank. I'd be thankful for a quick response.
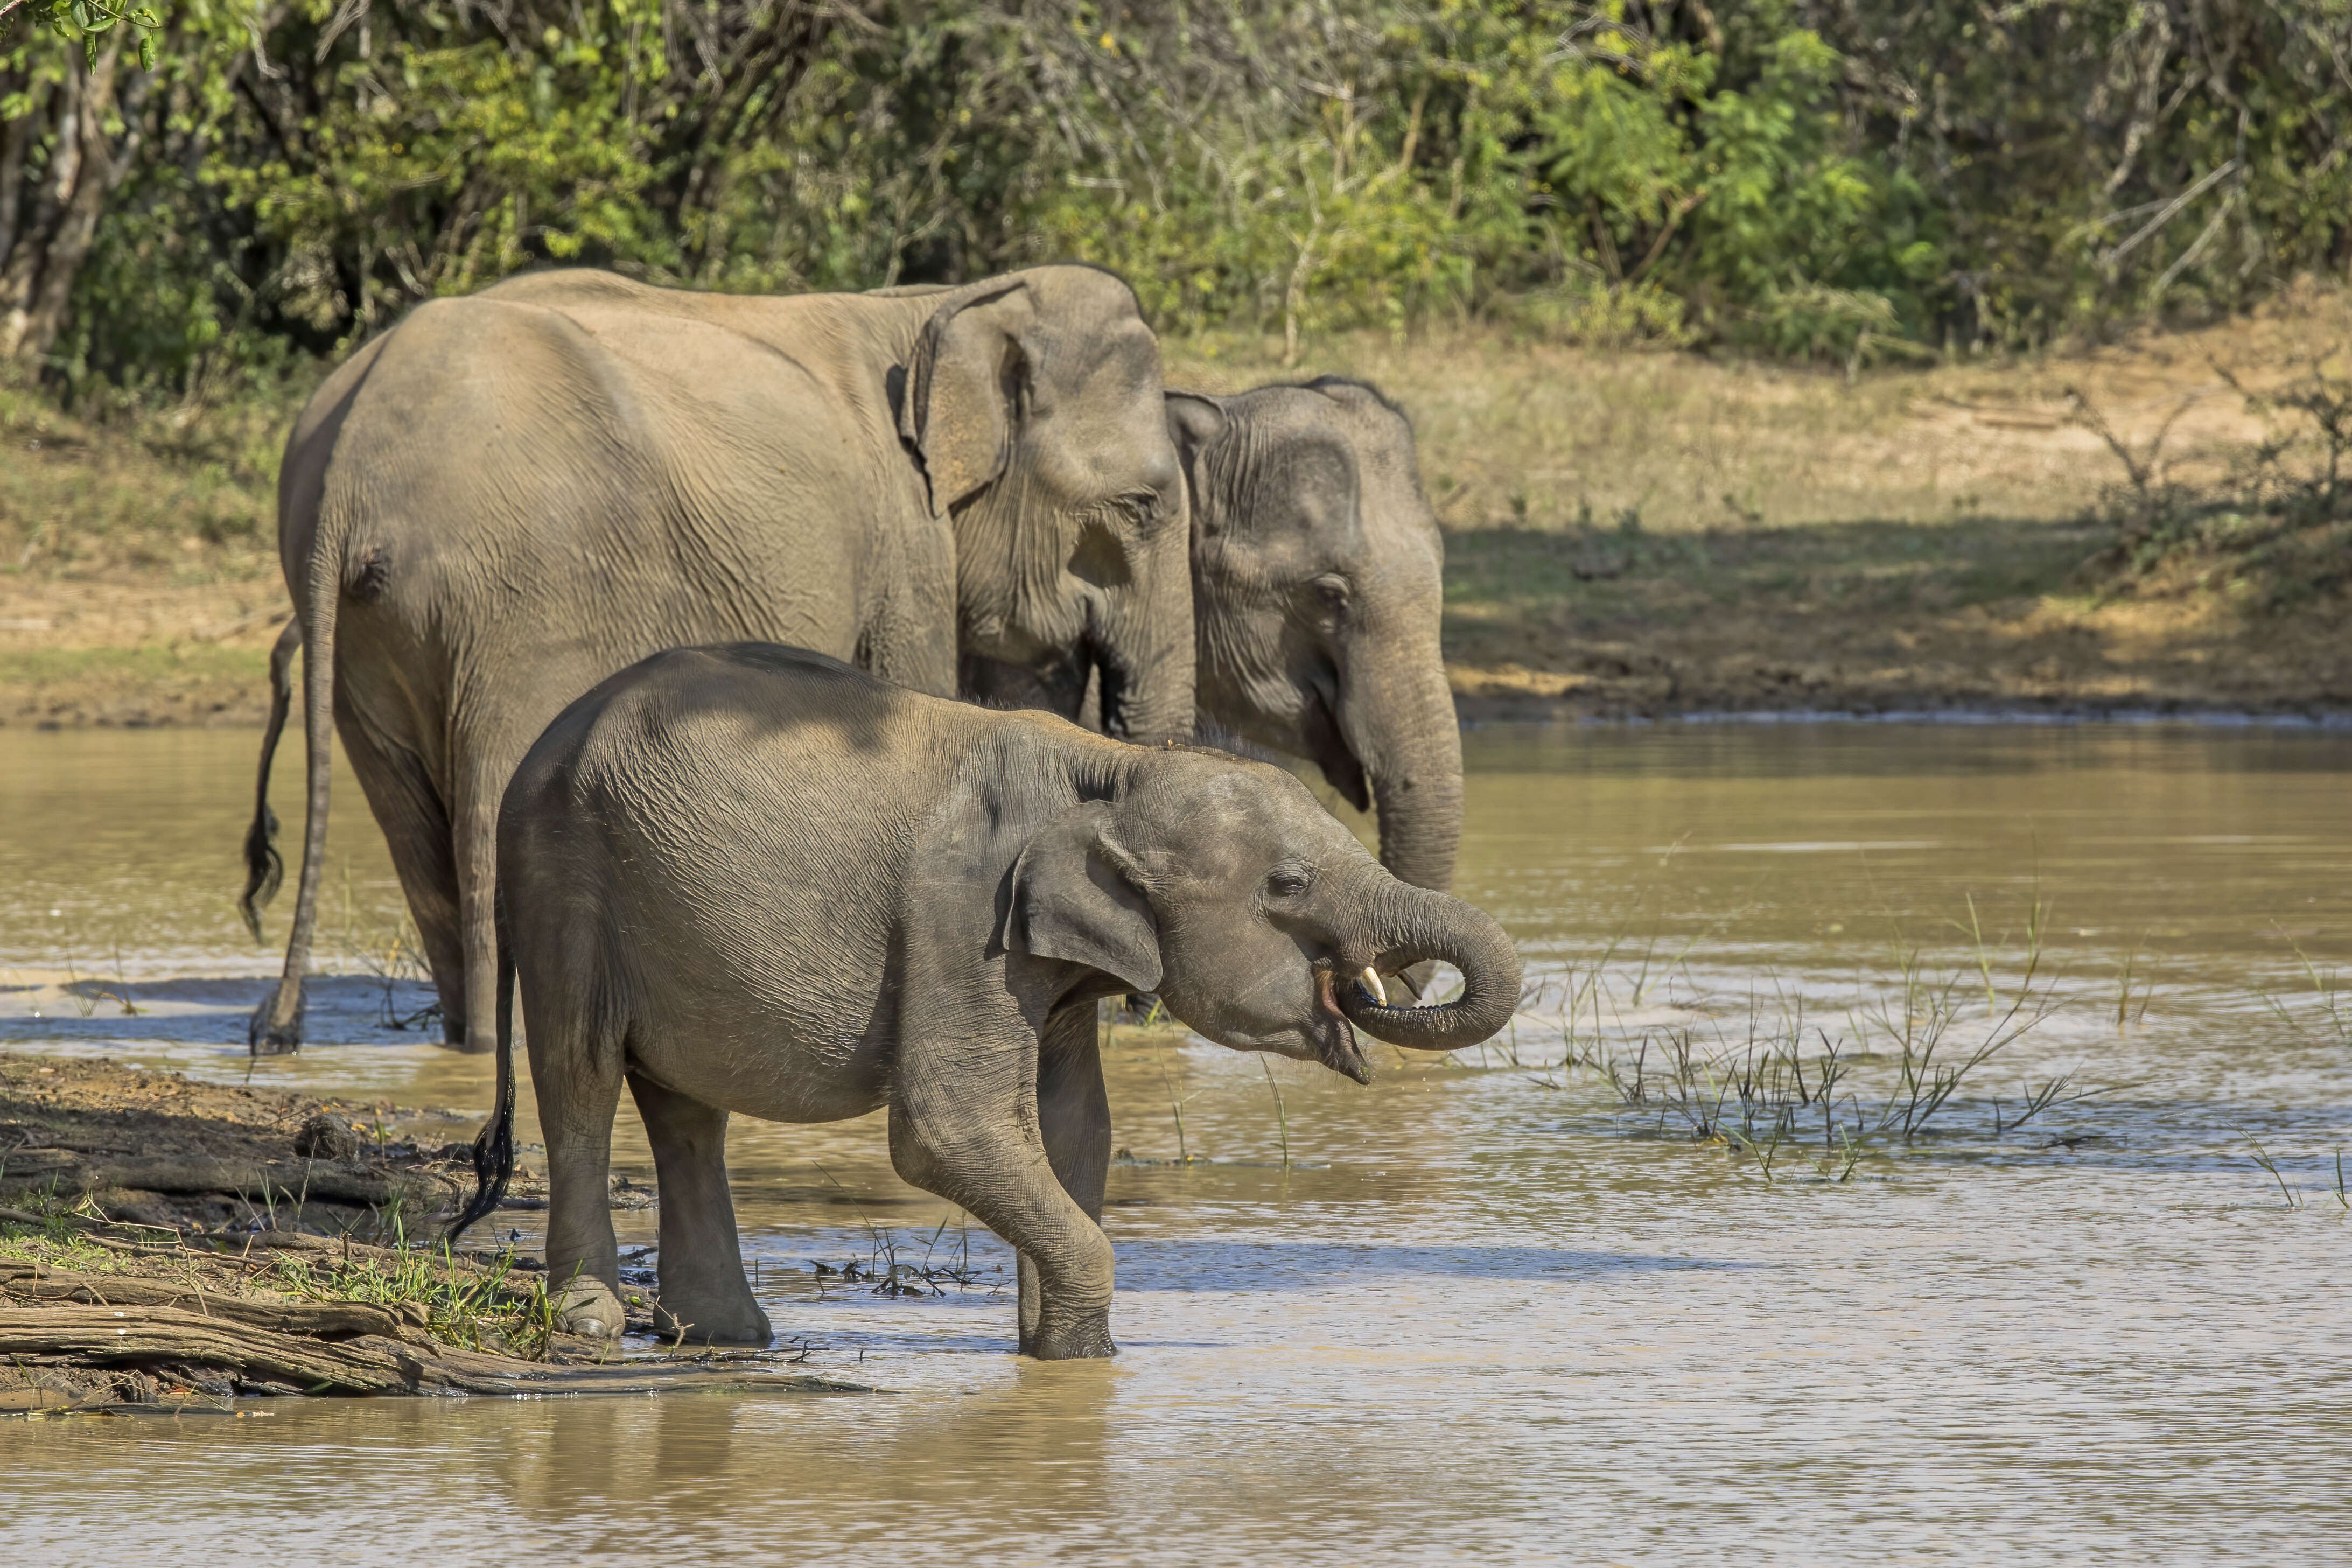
[3,296,2348,727]
[0,1055,857,1411]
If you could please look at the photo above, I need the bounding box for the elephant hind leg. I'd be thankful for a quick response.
[628,1072,771,1346]
[523,969,629,1340]
[451,747,517,1055]
[338,718,465,1042]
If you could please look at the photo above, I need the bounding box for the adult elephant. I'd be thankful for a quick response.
[237,265,1193,1055]
[971,376,1461,897]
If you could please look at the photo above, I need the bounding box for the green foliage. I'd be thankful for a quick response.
[9,0,162,69]
[6,0,2352,395]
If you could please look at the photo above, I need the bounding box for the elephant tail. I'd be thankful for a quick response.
[237,617,303,940]
[447,899,519,1244]
[248,536,343,1054]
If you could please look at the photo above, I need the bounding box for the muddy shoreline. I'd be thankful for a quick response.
[0,1056,862,1412]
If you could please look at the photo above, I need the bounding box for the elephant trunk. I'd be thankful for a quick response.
[1342,611,1465,895]
[1097,524,1197,747]
[1360,709,1463,898]
[1334,878,1522,1052]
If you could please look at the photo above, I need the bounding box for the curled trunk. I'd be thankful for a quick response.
[1334,879,1521,1052]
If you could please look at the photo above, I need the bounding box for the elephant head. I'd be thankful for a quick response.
[1169,378,1462,895]
[902,268,1194,744]
[1004,749,1520,1083]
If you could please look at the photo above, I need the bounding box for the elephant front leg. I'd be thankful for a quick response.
[628,1072,771,1346]
[1019,1003,1113,1355]
[890,1080,1115,1361]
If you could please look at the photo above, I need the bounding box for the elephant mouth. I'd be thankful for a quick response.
[1303,673,1371,814]
[1312,967,1372,1085]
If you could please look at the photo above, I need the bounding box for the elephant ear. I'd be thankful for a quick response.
[1002,800,1161,993]
[1164,392,1228,533]
[901,282,1033,518]
[1165,393,1227,467]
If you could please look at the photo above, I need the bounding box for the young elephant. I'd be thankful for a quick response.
[453,643,1521,1359]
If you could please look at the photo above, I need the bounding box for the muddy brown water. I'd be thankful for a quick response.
[1,722,2347,1564]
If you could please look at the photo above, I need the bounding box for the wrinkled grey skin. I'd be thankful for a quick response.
[1175,379,1461,896]
[456,643,1521,1359]
[973,377,1460,898]
[239,266,1193,1058]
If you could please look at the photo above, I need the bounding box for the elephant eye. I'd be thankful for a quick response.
[1266,867,1313,898]
[1305,574,1352,618]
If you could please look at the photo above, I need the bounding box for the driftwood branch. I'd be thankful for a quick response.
[0,1296,871,1401]
[4,1266,425,1338]
[0,1303,515,1392]
[3,1157,459,1209]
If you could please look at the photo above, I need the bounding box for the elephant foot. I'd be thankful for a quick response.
[1019,1305,1116,1361]
[652,1292,772,1347]
[554,1277,627,1340]
[247,994,304,1056]
[438,1010,464,1049]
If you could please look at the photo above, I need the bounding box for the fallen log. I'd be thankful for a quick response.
[0,1303,512,1393]
[2,1158,457,1210]
[75,1158,460,1209]
[201,1229,510,1277]
[3,1268,428,1340]
[0,1303,869,1401]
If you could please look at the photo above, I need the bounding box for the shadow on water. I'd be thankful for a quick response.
[0,975,440,1048]
[1112,1237,1755,1291]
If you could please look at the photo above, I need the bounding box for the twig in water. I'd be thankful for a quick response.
[1259,1057,1290,1171]
[61,948,99,1019]
[108,940,142,1016]
[2116,933,2148,1030]
[1153,1040,1204,1163]
[2236,1128,2302,1209]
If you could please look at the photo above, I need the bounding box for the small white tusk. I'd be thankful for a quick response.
[1359,967,1387,1007]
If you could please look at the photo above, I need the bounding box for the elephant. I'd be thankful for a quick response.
[447,642,1523,1359]
[970,376,1461,898]
[235,265,1194,1058]
[1174,378,1460,895]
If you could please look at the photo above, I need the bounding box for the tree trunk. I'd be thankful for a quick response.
[8,46,149,369]
[0,65,79,349]
[0,76,43,275]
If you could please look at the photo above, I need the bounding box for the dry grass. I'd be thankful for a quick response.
[1171,285,2352,717]
[1166,288,2347,535]
[2,290,2348,726]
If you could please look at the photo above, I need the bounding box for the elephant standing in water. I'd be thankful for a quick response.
[237,266,1194,1055]
[452,645,1522,1357]
[970,375,1462,893]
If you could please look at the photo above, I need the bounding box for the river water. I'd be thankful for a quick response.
[1,723,2346,1564]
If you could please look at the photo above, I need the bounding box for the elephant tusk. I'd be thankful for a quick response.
[1358,967,1387,1007]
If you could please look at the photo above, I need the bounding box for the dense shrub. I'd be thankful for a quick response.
[1,0,2348,396]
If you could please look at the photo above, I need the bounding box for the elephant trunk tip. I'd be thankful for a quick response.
[1333,881,1522,1053]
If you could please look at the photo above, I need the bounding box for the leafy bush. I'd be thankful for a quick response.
[2,0,2350,397]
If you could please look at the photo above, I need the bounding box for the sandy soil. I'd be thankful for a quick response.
[0,1052,470,1231]
[0,575,288,726]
